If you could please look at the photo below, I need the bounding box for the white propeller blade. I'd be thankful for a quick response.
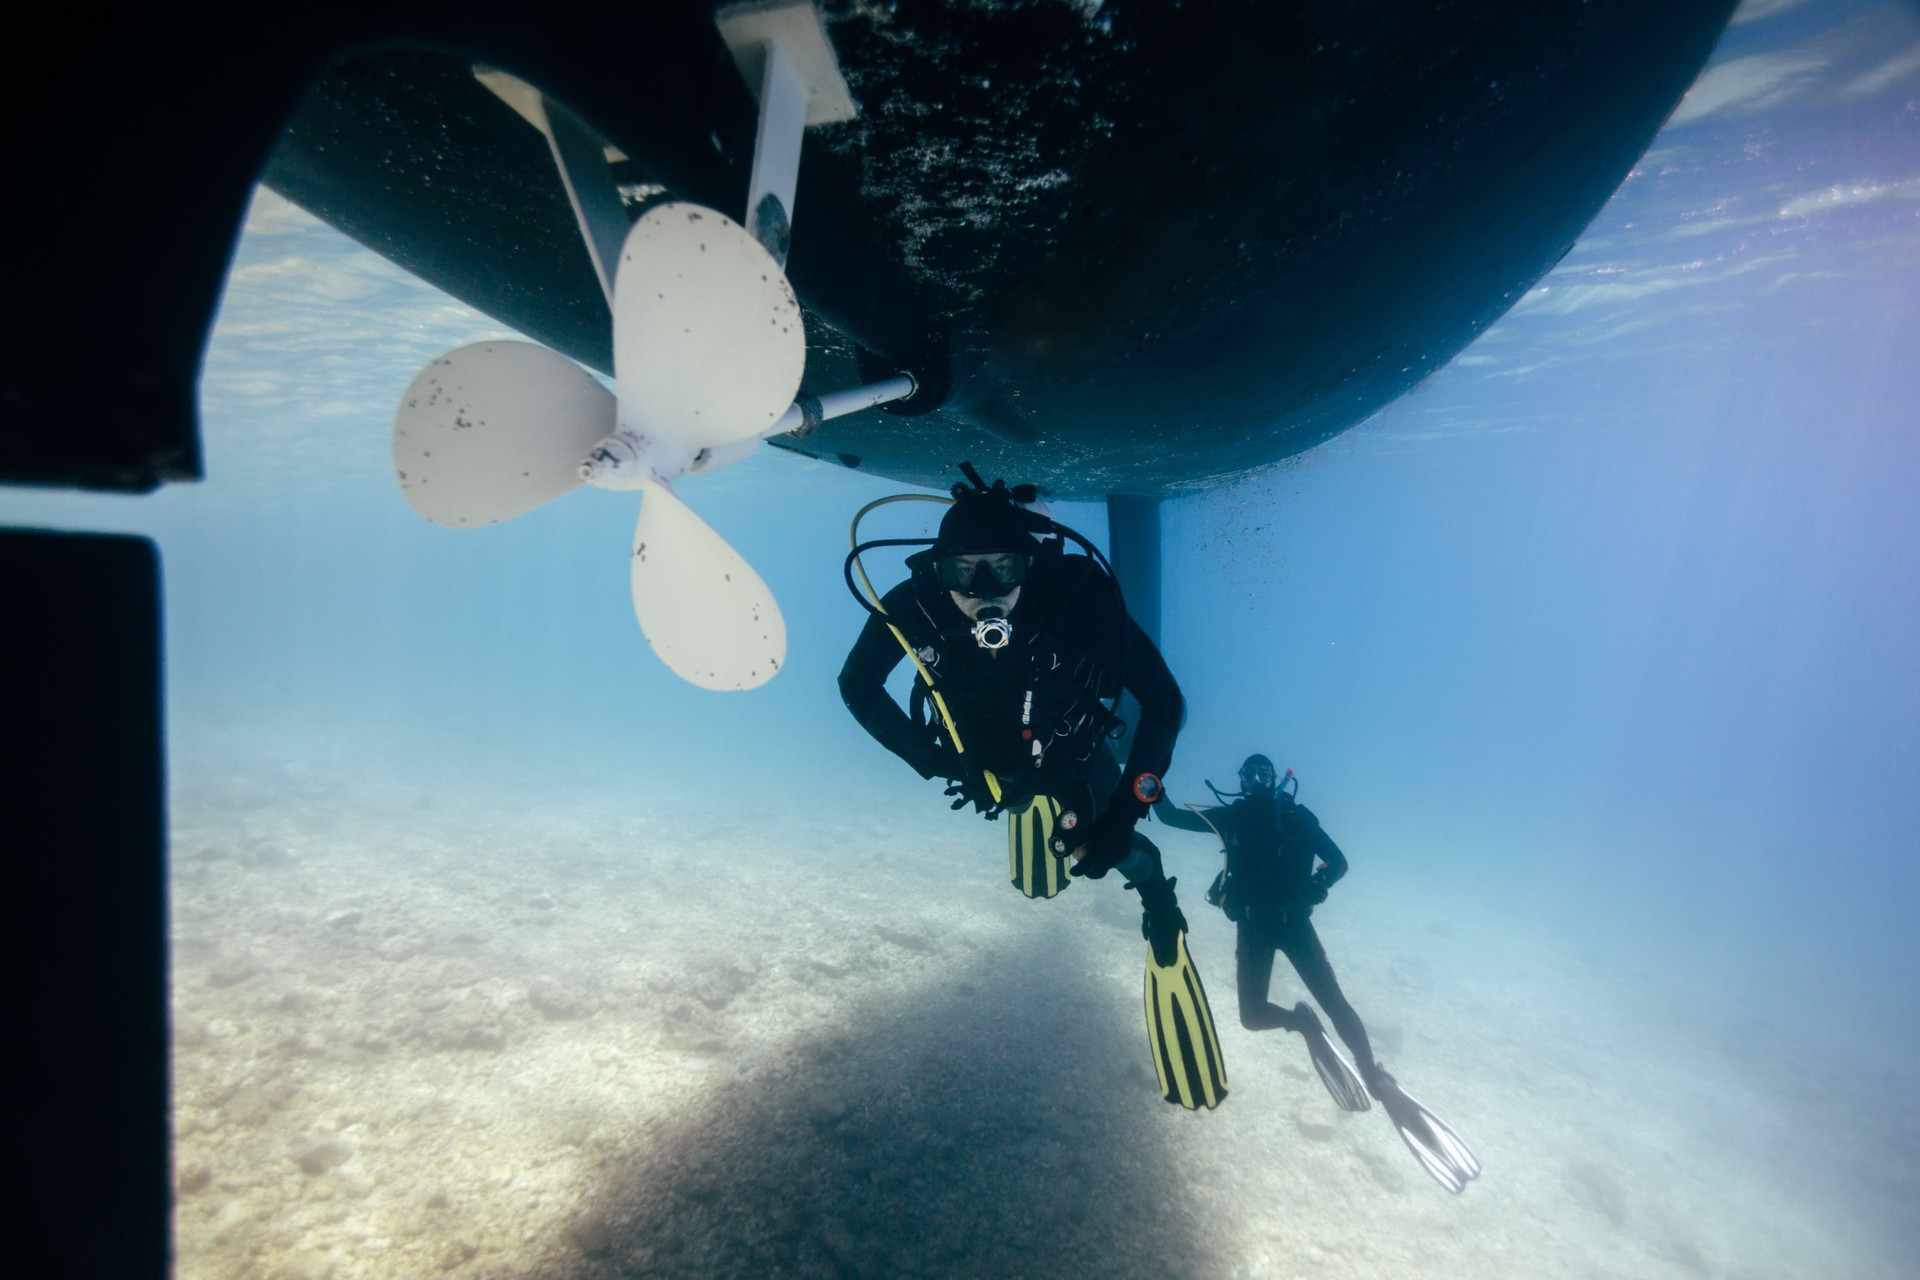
[603,201,804,688]
[393,341,613,527]
[612,201,806,466]
[388,201,810,694]
[631,482,785,690]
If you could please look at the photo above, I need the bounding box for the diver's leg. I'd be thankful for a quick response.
[1277,918,1378,1076]
[1233,928,1299,1031]
[1287,915,1480,1185]
[1111,828,1161,886]
[1118,831,1206,973]
[1118,831,1181,960]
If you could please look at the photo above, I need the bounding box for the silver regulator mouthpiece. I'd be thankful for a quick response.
[971,607,1013,650]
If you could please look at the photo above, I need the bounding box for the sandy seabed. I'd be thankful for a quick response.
[167,738,1914,1280]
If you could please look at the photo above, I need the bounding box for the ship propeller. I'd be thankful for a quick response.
[391,202,804,690]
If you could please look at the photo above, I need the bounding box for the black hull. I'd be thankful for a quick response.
[6,1,1734,497]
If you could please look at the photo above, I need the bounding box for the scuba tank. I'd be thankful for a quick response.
[1201,767,1299,922]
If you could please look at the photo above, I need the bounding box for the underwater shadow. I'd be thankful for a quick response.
[556,928,1225,1279]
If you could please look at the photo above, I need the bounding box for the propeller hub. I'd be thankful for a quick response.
[580,429,685,491]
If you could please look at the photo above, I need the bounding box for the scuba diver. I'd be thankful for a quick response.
[1157,755,1482,1192]
[838,464,1227,1110]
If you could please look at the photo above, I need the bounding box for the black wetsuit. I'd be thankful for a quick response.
[838,550,1183,834]
[1160,792,1376,1070]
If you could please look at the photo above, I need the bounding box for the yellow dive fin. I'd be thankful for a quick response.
[1007,794,1070,899]
[1144,933,1229,1110]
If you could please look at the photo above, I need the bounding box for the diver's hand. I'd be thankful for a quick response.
[943,777,999,816]
[1304,870,1333,906]
[1068,807,1135,878]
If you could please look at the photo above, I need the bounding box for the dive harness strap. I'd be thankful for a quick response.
[886,611,1004,811]
[848,493,1003,810]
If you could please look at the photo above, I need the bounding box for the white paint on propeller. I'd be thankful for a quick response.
[392,341,613,527]
[601,202,804,688]
[609,201,806,474]
[631,483,786,691]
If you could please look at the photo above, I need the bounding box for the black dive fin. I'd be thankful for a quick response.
[1371,1070,1482,1193]
[1293,1003,1371,1113]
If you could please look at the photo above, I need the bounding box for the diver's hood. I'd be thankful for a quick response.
[932,488,1052,558]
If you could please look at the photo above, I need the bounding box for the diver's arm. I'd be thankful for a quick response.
[1073,615,1187,876]
[1116,616,1185,796]
[837,613,947,780]
[1295,803,1349,888]
[1152,803,1218,835]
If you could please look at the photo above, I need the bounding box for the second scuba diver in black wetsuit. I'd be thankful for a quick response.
[838,465,1227,1110]
[1159,754,1483,1191]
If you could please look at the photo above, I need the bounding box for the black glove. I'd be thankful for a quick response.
[1303,879,1330,907]
[1067,804,1136,878]
[943,776,1000,817]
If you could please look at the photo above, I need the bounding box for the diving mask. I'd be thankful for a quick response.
[1239,762,1277,792]
[937,551,1029,598]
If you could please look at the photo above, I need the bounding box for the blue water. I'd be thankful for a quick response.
[5,1,1918,1276]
